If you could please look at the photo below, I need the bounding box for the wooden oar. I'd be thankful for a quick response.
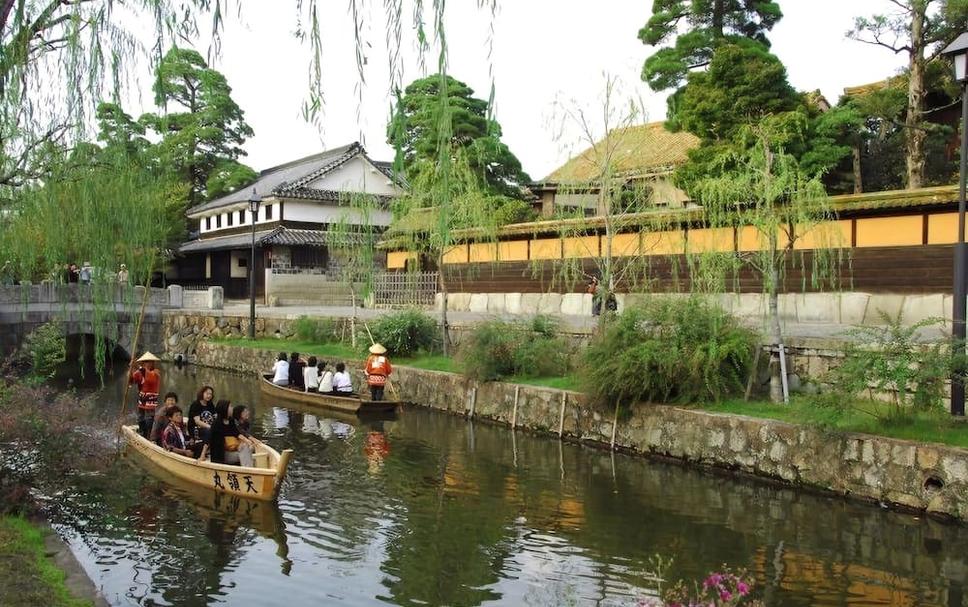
[362,321,399,399]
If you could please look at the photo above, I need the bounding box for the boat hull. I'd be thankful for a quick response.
[121,425,292,502]
[260,375,399,414]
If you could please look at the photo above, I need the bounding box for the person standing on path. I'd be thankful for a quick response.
[117,264,129,284]
[364,344,392,401]
[79,261,93,285]
[130,352,162,438]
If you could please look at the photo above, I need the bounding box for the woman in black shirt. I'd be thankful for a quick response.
[209,400,255,467]
[187,386,216,442]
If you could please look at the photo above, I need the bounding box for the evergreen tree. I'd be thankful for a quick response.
[639,0,782,91]
[140,47,256,203]
[387,74,530,198]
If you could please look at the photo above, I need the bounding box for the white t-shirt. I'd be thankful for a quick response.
[333,371,353,393]
[272,359,290,384]
[319,370,334,393]
[304,365,320,390]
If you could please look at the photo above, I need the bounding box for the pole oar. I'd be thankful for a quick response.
[362,321,399,399]
[117,255,156,445]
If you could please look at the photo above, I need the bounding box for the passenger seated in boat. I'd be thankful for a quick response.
[333,362,354,396]
[188,386,216,443]
[161,406,196,458]
[150,392,178,445]
[289,352,306,390]
[210,399,255,467]
[272,353,290,386]
[232,404,252,438]
[303,356,320,393]
[319,361,334,394]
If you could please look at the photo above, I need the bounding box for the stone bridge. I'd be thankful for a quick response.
[0,284,177,359]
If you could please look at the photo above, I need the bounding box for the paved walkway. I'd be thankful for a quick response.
[190,301,944,343]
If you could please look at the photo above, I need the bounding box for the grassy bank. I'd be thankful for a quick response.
[700,398,968,449]
[0,516,92,607]
[215,338,579,390]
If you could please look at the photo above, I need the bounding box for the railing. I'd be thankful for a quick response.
[372,271,438,308]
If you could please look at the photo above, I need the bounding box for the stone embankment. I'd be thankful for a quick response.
[188,341,968,521]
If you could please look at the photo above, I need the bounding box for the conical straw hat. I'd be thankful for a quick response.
[368,343,387,355]
[137,351,161,362]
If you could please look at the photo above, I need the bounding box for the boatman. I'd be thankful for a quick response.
[364,344,392,401]
[130,352,162,438]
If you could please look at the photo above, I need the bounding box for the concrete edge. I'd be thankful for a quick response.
[37,516,109,607]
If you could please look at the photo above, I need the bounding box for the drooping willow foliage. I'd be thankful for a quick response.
[0,148,185,375]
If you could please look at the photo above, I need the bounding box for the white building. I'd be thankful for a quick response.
[174,142,404,299]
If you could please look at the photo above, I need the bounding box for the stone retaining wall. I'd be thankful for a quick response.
[190,341,968,521]
[438,290,955,327]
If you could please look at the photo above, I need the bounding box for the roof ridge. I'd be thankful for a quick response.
[276,142,363,192]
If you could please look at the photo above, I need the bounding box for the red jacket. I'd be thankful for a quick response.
[365,355,392,386]
[130,367,161,409]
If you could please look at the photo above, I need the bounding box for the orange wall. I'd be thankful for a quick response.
[562,236,600,258]
[498,240,529,261]
[530,238,562,260]
[928,212,958,244]
[793,221,852,250]
[855,216,922,247]
[468,243,498,263]
[642,230,685,255]
[442,244,469,264]
[687,227,734,253]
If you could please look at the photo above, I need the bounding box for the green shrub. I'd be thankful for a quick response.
[823,313,956,420]
[370,308,438,357]
[21,323,66,378]
[582,296,758,406]
[293,316,338,343]
[459,316,572,381]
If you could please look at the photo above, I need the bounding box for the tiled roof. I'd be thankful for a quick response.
[259,227,370,247]
[187,143,401,217]
[843,76,905,98]
[542,122,699,184]
[179,230,276,253]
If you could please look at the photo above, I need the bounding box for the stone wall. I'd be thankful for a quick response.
[190,341,968,521]
[438,290,955,327]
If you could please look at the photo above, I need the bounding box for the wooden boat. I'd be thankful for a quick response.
[260,374,399,415]
[121,425,293,502]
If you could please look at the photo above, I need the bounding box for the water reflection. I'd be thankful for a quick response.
[33,365,968,606]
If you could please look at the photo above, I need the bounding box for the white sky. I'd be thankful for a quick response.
[122,1,909,181]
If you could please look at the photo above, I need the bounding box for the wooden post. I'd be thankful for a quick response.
[745,345,762,402]
[610,399,620,451]
[557,392,567,438]
[511,386,520,429]
[469,386,477,419]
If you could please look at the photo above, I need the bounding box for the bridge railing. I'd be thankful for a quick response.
[0,283,172,307]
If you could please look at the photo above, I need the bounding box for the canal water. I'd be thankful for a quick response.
[41,364,968,606]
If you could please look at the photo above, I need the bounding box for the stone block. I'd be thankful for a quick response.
[486,292,506,313]
[863,294,906,325]
[520,293,541,314]
[538,292,562,314]
[207,286,224,310]
[167,285,183,308]
[433,292,444,312]
[778,293,798,322]
[900,294,945,324]
[839,292,871,326]
[505,293,523,315]
[580,293,593,316]
[735,293,766,320]
[795,293,840,323]
[560,293,585,315]
[447,292,471,312]
[468,293,488,313]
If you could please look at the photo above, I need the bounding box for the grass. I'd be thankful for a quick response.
[218,337,361,362]
[699,397,968,449]
[509,375,582,391]
[0,516,92,607]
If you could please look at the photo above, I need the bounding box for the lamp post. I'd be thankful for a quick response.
[248,188,262,339]
[944,33,968,416]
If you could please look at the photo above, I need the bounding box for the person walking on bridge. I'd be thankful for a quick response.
[364,344,392,401]
[130,352,162,439]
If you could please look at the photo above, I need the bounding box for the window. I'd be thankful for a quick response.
[265,204,273,220]
[205,217,211,230]
[238,210,245,224]
[238,256,248,268]
[227,211,234,227]
[215,214,222,228]
[291,247,326,268]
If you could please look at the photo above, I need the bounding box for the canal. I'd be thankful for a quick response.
[41,364,968,606]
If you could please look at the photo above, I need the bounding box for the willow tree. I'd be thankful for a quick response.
[692,119,844,402]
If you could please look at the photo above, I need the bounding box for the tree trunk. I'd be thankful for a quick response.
[438,253,450,357]
[905,2,927,190]
[768,264,784,403]
[350,288,358,349]
[852,145,863,194]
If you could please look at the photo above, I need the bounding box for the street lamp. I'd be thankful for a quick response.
[248,187,262,339]
[943,32,968,416]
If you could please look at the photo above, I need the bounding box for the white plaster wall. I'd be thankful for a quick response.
[230,250,248,279]
[283,200,392,227]
[305,156,401,196]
